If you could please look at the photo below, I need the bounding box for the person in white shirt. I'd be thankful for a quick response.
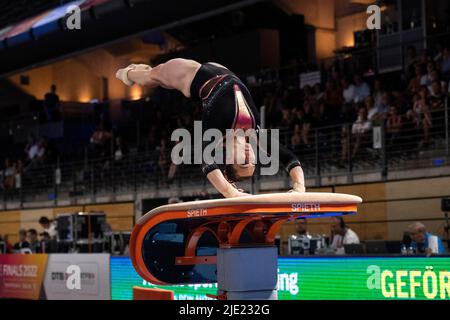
[341,77,355,105]
[352,107,372,134]
[38,216,57,239]
[330,217,360,255]
[420,61,436,87]
[353,74,370,103]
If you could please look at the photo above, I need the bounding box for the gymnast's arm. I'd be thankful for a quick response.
[259,131,306,193]
[206,169,250,198]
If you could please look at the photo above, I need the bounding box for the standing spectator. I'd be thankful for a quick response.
[353,74,370,103]
[13,229,30,251]
[43,84,60,121]
[38,216,57,239]
[27,229,41,253]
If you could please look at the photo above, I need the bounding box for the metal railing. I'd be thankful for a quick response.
[1,97,448,208]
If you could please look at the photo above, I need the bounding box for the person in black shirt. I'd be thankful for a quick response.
[27,229,41,253]
[43,84,60,121]
[13,229,30,251]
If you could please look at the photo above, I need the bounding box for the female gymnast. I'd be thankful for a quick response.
[116,58,305,198]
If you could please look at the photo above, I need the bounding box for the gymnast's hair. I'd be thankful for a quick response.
[224,165,246,183]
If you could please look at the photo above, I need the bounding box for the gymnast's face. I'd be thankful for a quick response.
[228,135,256,180]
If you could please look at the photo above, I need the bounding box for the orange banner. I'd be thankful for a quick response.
[0,254,48,300]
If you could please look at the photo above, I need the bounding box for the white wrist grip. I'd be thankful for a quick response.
[116,67,134,86]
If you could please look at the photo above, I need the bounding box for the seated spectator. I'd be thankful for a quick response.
[295,218,310,238]
[114,137,129,161]
[315,102,332,127]
[43,84,60,121]
[330,217,360,255]
[324,80,343,121]
[404,45,419,81]
[407,222,446,255]
[38,216,57,239]
[439,46,450,82]
[157,137,169,184]
[341,77,355,105]
[427,80,447,134]
[372,79,384,109]
[427,70,447,94]
[3,158,16,190]
[375,92,390,121]
[313,83,324,102]
[291,124,302,150]
[280,108,294,128]
[420,61,436,87]
[89,124,112,157]
[350,107,372,158]
[3,235,13,253]
[407,89,432,148]
[386,106,403,146]
[427,80,446,110]
[366,96,380,121]
[27,229,41,253]
[408,64,424,95]
[39,232,57,253]
[13,229,30,251]
[353,74,370,103]
[24,135,39,167]
[36,137,48,165]
[386,105,403,134]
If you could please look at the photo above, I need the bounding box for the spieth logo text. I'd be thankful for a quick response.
[187,208,208,218]
[291,203,321,212]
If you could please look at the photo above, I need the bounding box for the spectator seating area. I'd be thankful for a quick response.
[0,41,449,201]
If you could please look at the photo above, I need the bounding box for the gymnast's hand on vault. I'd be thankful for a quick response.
[288,182,306,193]
[223,185,251,198]
[234,189,252,197]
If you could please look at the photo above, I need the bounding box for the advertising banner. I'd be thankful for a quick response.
[0,254,48,300]
[110,256,450,300]
[43,254,110,300]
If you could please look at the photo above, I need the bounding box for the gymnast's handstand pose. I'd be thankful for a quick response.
[116,58,305,198]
